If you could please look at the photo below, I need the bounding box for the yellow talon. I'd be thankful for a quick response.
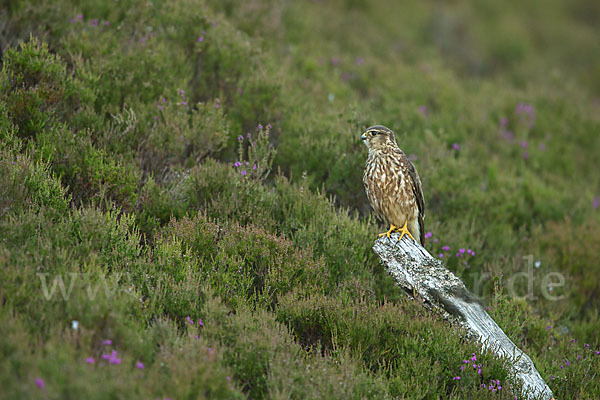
[396,220,415,242]
[378,224,398,239]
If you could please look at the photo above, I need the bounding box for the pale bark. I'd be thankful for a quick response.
[372,234,554,400]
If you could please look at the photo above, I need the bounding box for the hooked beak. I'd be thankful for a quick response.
[360,132,367,141]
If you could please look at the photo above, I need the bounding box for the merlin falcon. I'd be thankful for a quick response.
[361,125,425,245]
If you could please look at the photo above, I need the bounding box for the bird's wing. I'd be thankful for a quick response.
[404,154,426,245]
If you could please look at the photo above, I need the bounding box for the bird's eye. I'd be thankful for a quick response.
[370,131,378,136]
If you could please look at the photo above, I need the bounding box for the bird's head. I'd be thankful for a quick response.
[360,125,397,151]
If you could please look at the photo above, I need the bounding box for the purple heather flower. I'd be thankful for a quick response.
[442,245,450,251]
[162,97,166,103]
[198,319,203,326]
[208,347,214,354]
[186,316,194,325]
[355,57,365,65]
[460,249,466,254]
[433,238,439,243]
[425,232,433,239]
[520,140,528,149]
[103,350,121,364]
[240,170,247,176]
[35,378,45,389]
[585,343,590,348]
[179,89,185,95]
[90,19,98,27]
[136,361,144,369]
[238,135,244,142]
[234,161,242,167]
[515,103,536,128]
[104,21,110,26]
[198,36,204,42]
[195,335,199,339]
[471,353,476,361]
[252,164,257,170]
[453,376,461,380]
[571,338,576,343]
[85,357,95,364]
[478,368,481,374]
[595,351,599,355]
[153,116,158,120]
[102,339,112,346]
[452,143,460,151]
[226,376,231,381]
[418,105,428,116]
[182,101,187,106]
[577,355,582,360]
[594,196,599,210]
[438,253,444,258]
[257,124,263,131]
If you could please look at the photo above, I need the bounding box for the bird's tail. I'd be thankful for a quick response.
[418,214,425,246]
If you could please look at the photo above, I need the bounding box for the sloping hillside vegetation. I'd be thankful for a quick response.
[1,0,599,398]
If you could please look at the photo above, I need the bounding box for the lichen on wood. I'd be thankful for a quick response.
[372,234,554,400]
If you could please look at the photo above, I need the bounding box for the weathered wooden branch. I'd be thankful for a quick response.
[372,234,554,400]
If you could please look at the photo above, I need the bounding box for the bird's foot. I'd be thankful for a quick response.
[378,224,398,239]
[396,220,415,242]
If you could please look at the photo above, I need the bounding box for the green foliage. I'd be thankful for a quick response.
[1,0,599,398]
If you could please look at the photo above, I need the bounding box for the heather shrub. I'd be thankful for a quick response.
[157,213,329,310]
[0,37,96,137]
[200,296,389,400]
[276,291,513,398]
[0,150,69,218]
